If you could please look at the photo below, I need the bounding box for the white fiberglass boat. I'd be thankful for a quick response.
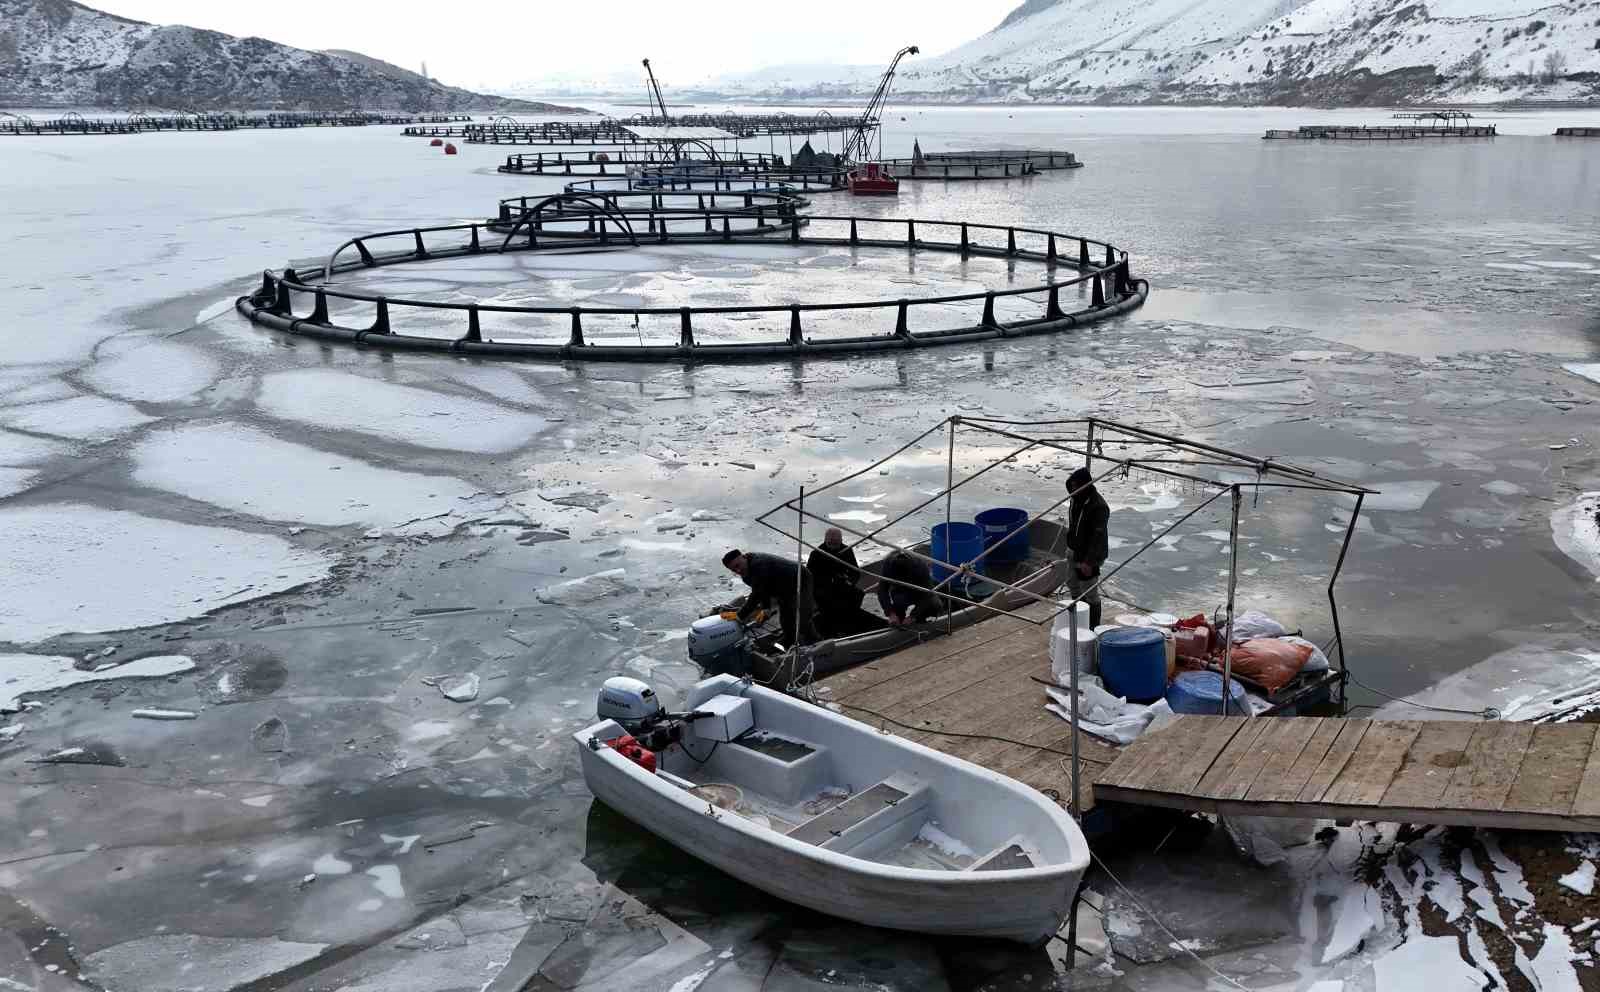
[574,673,1088,944]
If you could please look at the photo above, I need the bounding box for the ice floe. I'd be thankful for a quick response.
[1565,363,1600,387]
[1552,492,1600,580]
[258,369,547,454]
[0,467,36,499]
[1364,481,1440,512]
[1,652,193,713]
[81,340,221,403]
[0,394,156,442]
[80,933,327,992]
[0,429,70,465]
[133,422,481,527]
[0,504,329,642]
[536,568,628,606]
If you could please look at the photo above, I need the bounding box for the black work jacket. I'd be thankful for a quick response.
[737,552,806,620]
[808,544,859,595]
[1068,490,1111,574]
[876,552,933,611]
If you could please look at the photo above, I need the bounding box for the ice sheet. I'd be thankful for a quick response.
[0,429,71,466]
[0,394,155,441]
[81,934,327,992]
[133,422,481,527]
[1552,492,1600,581]
[1364,481,1440,513]
[81,339,221,403]
[0,504,329,642]
[1,652,194,713]
[1373,934,1488,990]
[258,369,548,454]
[0,467,37,499]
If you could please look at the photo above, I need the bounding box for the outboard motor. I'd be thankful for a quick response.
[596,676,710,752]
[687,614,754,676]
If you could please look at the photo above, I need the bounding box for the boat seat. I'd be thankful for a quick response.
[966,842,1035,872]
[786,778,927,848]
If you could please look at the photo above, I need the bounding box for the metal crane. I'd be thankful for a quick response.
[841,45,918,164]
[641,58,670,122]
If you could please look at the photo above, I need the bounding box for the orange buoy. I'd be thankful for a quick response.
[443,142,457,155]
[429,137,443,147]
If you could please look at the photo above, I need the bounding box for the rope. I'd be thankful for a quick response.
[1086,851,1254,991]
[1341,669,1499,719]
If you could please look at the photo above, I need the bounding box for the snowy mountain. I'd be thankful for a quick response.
[0,0,582,112]
[706,0,1600,104]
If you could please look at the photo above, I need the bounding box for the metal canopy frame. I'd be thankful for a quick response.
[752,415,1375,819]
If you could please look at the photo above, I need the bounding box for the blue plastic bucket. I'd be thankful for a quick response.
[930,522,986,583]
[1097,626,1168,703]
[1166,670,1250,715]
[974,507,1031,565]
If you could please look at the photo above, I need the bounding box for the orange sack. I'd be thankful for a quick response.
[1225,638,1314,692]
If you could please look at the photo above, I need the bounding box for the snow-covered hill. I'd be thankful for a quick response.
[0,0,581,111]
[706,0,1600,104]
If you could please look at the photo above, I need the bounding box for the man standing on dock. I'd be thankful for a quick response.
[1066,467,1109,628]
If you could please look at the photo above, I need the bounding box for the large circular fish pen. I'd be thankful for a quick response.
[238,169,1148,363]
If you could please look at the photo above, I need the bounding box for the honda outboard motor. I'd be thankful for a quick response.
[687,614,754,676]
[596,676,714,752]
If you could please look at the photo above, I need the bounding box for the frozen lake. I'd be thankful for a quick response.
[1,106,1598,991]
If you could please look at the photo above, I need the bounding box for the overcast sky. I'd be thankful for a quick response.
[91,1,1018,90]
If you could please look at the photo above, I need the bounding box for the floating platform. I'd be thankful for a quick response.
[814,602,1113,815]
[1264,125,1496,140]
[879,149,1083,180]
[1095,715,1600,832]
[1555,127,1600,137]
[810,601,1336,830]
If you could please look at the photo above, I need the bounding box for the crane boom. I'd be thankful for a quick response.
[842,45,918,164]
[641,59,670,121]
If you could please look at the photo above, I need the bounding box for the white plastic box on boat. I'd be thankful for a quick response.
[574,674,1088,944]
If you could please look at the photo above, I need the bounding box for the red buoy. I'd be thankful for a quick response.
[443,142,457,155]
[429,137,443,147]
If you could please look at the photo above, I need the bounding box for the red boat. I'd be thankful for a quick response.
[847,162,900,196]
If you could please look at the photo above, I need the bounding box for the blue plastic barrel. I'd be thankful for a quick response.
[1097,626,1168,703]
[1166,671,1250,715]
[974,507,1031,564]
[930,522,986,583]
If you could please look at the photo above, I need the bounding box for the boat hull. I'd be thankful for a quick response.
[575,677,1086,944]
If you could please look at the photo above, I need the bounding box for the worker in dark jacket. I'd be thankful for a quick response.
[807,528,867,637]
[723,549,818,648]
[876,549,942,627]
[1065,466,1110,628]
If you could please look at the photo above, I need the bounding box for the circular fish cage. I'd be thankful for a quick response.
[236,173,1148,364]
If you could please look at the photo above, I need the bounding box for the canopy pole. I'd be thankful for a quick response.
[795,484,805,659]
[946,417,957,636]
[1222,485,1242,717]
[1068,590,1081,820]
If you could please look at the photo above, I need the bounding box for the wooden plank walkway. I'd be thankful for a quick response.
[1094,715,1600,832]
[814,600,1119,813]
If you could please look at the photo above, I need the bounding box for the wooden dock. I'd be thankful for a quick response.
[1095,715,1600,832]
[1556,127,1600,137]
[814,600,1119,814]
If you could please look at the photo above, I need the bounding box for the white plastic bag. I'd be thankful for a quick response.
[1279,635,1330,672]
[1221,609,1286,641]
